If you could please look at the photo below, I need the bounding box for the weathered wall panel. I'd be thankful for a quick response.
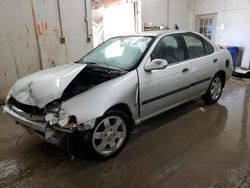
[32,0,68,68]
[60,0,93,63]
[0,0,41,103]
[0,0,93,103]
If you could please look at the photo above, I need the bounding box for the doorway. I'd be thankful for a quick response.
[91,0,139,47]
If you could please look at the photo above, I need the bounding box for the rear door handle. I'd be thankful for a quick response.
[213,59,218,63]
[182,68,189,73]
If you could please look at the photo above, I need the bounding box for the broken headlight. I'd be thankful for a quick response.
[58,111,70,127]
[45,113,58,126]
[45,111,69,127]
[58,111,77,129]
[45,109,77,129]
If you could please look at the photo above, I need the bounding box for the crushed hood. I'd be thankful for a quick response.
[12,64,86,108]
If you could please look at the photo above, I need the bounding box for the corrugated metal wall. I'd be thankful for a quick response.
[0,0,93,103]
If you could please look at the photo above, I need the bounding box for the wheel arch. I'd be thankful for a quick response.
[106,103,135,131]
[215,70,226,87]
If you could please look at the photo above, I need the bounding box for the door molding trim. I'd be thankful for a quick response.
[141,77,211,105]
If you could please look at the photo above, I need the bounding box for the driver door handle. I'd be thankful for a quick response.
[182,68,189,73]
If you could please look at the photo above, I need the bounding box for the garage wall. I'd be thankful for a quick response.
[0,0,93,103]
[60,0,93,63]
[141,0,190,30]
[0,0,41,104]
[189,0,250,69]
[168,0,190,30]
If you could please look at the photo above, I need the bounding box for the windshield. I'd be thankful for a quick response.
[79,36,153,70]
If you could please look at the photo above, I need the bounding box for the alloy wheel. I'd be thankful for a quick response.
[210,77,222,101]
[92,116,127,156]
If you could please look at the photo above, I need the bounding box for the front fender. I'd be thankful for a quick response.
[61,70,139,124]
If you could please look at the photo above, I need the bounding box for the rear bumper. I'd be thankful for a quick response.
[3,104,45,133]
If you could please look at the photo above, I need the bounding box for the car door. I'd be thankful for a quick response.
[138,34,191,120]
[182,33,217,98]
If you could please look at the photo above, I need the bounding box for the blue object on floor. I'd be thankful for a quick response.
[227,47,239,70]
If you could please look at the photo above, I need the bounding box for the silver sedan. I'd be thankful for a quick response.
[3,31,232,160]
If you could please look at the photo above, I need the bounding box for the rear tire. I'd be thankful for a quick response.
[83,109,131,160]
[202,74,223,104]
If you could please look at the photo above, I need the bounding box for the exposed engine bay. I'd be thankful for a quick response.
[61,64,127,101]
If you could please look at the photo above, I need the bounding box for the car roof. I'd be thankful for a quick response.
[124,30,191,37]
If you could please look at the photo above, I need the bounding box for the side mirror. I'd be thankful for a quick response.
[145,59,169,71]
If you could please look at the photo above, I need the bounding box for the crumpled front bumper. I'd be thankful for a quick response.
[2,104,73,146]
[3,104,46,133]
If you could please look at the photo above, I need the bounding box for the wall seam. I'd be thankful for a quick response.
[31,0,43,70]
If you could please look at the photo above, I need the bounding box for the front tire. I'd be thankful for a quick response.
[83,109,131,160]
[202,74,223,104]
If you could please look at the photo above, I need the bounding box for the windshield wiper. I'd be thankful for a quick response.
[84,61,97,64]
[74,60,96,64]
[76,60,126,72]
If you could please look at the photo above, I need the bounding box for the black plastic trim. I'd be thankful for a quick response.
[142,85,190,105]
[142,77,212,105]
[191,77,211,87]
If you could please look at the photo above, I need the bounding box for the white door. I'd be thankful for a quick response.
[139,34,191,120]
[195,14,217,42]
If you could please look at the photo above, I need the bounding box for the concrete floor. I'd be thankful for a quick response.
[0,78,250,188]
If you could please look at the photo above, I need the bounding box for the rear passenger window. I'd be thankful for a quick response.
[151,35,184,64]
[203,39,214,55]
[183,34,206,58]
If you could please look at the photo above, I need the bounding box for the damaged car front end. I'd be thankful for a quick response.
[3,35,153,159]
[3,63,130,145]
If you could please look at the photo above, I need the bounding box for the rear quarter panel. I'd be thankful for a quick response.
[214,48,233,81]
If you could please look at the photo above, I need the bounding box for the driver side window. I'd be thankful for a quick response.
[151,35,185,64]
